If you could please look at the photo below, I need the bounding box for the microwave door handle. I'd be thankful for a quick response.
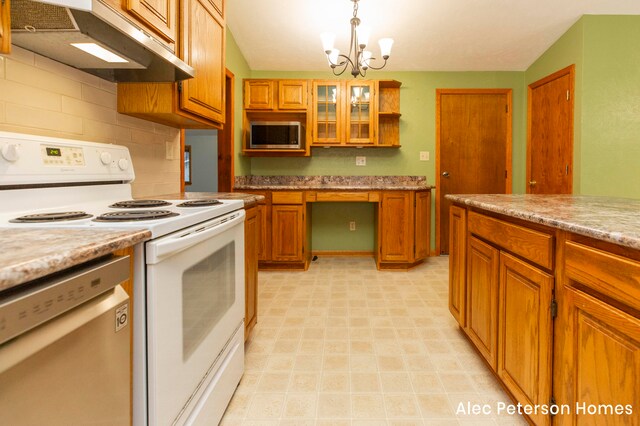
[146,211,245,264]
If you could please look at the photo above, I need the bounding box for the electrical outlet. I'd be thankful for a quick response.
[356,156,366,166]
[419,151,429,161]
[349,221,356,231]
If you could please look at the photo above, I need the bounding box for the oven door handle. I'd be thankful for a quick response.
[146,210,245,264]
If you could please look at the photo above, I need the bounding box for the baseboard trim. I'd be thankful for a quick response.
[312,250,375,257]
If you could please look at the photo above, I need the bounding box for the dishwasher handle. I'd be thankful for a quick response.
[146,209,245,264]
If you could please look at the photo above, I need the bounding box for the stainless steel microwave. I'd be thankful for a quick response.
[249,122,301,149]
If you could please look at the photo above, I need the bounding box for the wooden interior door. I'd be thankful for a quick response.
[437,89,512,254]
[527,65,574,194]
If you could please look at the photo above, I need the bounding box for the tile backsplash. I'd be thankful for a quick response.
[0,47,180,198]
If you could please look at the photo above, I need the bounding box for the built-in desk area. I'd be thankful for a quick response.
[234,176,433,270]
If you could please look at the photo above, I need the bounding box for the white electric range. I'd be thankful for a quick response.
[0,131,246,426]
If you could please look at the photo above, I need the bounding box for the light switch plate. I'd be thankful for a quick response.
[420,151,429,161]
[356,156,366,166]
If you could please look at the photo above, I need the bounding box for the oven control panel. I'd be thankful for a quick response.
[0,131,135,185]
[41,145,86,167]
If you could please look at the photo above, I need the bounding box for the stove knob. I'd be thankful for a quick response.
[1,144,20,162]
[118,158,130,170]
[100,151,112,165]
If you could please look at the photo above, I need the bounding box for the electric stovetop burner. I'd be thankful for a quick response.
[109,200,172,208]
[176,200,223,207]
[10,211,93,223]
[94,210,179,222]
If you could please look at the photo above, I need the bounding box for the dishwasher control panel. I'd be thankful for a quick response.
[0,256,129,345]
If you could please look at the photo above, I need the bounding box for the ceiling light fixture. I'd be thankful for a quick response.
[321,0,393,78]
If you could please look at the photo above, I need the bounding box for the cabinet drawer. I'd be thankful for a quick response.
[468,212,553,270]
[272,191,304,205]
[564,241,640,312]
[315,192,370,202]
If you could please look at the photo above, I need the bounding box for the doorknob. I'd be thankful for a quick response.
[441,171,450,177]
[529,180,537,186]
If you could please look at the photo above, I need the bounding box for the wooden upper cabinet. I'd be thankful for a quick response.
[312,80,343,145]
[278,80,308,110]
[244,80,307,111]
[179,0,225,124]
[244,80,274,110]
[346,80,376,145]
[210,0,223,17]
[0,0,10,54]
[126,0,176,45]
[117,0,225,128]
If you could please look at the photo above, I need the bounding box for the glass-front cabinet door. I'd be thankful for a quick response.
[312,81,343,144]
[346,81,376,145]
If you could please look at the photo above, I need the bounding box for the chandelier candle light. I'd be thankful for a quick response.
[321,0,394,77]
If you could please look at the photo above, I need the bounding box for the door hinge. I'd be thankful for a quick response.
[549,397,557,417]
[177,81,183,93]
[505,170,507,179]
[505,104,509,113]
[566,90,570,101]
[550,299,558,319]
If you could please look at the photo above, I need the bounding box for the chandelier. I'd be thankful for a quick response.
[321,0,394,78]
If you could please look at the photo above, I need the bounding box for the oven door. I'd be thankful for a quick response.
[145,209,245,425]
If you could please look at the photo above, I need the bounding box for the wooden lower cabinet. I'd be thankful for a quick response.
[554,237,640,426]
[244,206,259,340]
[448,205,466,325]
[498,252,553,426]
[451,206,640,425]
[379,191,412,262]
[255,204,269,261]
[557,288,640,425]
[465,235,499,370]
[271,205,304,261]
[377,190,431,268]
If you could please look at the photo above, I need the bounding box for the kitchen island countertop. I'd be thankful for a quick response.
[0,228,150,292]
[446,194,640,250]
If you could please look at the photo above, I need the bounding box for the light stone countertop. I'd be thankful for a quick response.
[234,175,434,191]
[0,228,150,292]
[446,194,640,250]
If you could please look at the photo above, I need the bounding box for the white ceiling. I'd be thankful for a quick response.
[227,0,640,72]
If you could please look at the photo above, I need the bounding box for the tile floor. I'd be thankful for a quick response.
[221,256,528,425]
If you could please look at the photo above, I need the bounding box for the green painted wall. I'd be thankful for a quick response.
[581,16,640,198]
[312,203,375,251]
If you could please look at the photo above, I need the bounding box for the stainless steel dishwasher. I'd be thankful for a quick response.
[0,255,131,425]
